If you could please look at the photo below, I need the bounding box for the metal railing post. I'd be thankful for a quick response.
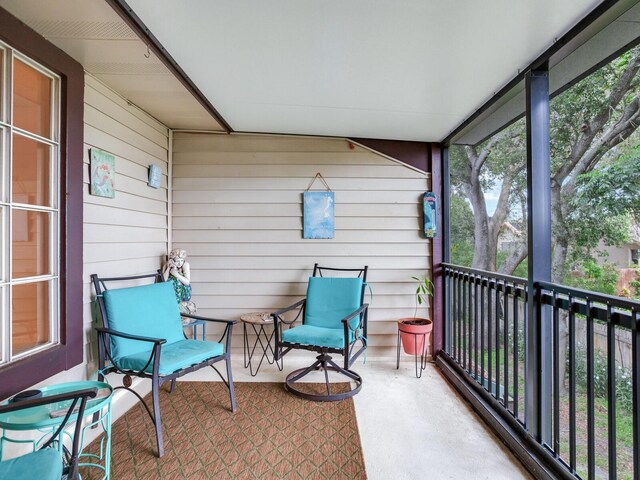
[525,68,552,443]
[443,147,451,353]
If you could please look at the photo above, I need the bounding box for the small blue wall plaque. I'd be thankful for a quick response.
[148,164,162,188]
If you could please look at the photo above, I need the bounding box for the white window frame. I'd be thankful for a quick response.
[0,41,60,365]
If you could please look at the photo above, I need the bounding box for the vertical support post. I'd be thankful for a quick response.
[431,144,445,356]
[443,147,451,353]
[632,308,640,480]
[525,68,552,443]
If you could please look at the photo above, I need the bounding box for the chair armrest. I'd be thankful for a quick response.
[341,304,369,332]
[273,299,306,318]
[96,327,167,345]
[0,387,98,414]
[181,313,237,325]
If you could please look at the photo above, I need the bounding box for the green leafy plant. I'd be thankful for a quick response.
[411,275,434,318]
[571,342,633,412]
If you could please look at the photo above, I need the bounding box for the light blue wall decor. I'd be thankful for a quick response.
[148,164,162,188]
[90,148,115,198]
[303,191,335,239]
[423,192,437,238]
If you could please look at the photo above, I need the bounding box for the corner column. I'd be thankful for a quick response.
[525,68,552,443]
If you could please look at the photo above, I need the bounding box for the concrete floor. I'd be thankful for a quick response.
[107,354,531,480]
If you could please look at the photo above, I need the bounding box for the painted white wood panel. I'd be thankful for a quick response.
[173,134,356,153]
[172,133,432,358]
[172,176,427,191]
[173,190,424,204]
[173,203,420,218]
[81,75,169,376]
[173,216,420,231]
[191,268,431,283]
[173,151,390,166]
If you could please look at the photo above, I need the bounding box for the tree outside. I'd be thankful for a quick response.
[449,47,640,479]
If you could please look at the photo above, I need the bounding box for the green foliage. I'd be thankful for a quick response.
[564,259,619,295]
[572,343,633,412]
[574,150,640,220]
[629,267,640,300]
[450,46,640,283]
[411,275,434,318]
[450,193,475,244]
[451,242,474,267]
[566,150,640,262]
[450,193,475,267]
[496,251,528,278]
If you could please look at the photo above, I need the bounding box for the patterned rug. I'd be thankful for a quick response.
[82,382,367,479]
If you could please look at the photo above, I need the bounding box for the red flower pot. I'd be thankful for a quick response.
[398,318,433,356]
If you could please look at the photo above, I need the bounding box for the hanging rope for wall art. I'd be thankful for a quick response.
[306,172,332,192]
[303,173,334,239]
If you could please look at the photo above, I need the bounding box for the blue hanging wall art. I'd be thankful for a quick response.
[303,191,335,239]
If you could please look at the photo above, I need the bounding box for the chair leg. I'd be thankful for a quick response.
[169,379,176,393]
[151,374,164,457]
[226,355,237,413]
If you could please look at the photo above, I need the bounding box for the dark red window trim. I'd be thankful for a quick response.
[0,7,84,400]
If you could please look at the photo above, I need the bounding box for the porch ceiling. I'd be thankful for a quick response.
[0,0,226,131]
[0,0,612,141]
[123,0,601,142]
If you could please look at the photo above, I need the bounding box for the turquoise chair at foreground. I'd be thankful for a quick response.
[273,264,369,401]
[0,387,97,480]
[91,272,237,458]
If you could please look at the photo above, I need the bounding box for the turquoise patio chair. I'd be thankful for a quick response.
[91,272,237,458]
[273,264,369,401]
[0,387,97,480]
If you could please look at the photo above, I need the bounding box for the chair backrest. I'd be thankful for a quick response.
[102,282,184,359]
[304,276,364,330]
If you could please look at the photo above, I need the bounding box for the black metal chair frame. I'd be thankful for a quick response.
[0,387,97,480]
[91,272,237,458]
[273,264,369,402]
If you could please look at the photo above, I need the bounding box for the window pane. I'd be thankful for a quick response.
[12,210,50,279]
[11,281,50,356]
[13,59,51,139]
[12,134,51,207]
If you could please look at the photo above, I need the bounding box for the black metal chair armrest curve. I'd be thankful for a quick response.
[181,313,236,344]
[272,299,306,361]
[341,304,369,332]
[272,299,306,318]
[96,326,167,345]
[181,313,238,325]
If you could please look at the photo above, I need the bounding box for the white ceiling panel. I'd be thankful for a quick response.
[0,0,224,131]
[127,0,603,141]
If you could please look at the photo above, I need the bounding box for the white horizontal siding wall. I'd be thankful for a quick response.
[172,133,431,358]
[80,75,169,376]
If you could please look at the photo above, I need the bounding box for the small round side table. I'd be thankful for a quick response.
[240,311,284,376]
[0,380,113,479]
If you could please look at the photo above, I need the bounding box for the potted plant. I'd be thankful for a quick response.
[398,275,434,356]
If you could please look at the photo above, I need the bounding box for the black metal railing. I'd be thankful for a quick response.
[443,263,640,480]
[537,281,640,480]
[445,264,528,425]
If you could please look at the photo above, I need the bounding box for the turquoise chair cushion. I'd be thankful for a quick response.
[0,448,62,480]
[305,277,363,330]
[282,324,354,349]
[103,282,184,360]
[116,339,224,376]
